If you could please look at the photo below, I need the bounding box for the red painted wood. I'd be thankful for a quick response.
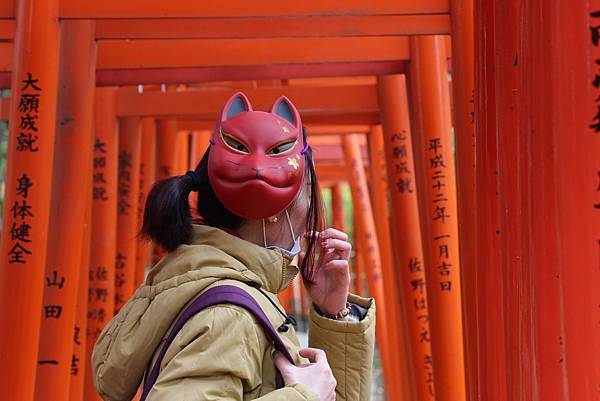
[34,20,96,401]
[95,37,409,70]
[4,0,450,19]
[178,113,380,129]
[115,85,378,118]
[0,71,9,89]
[0,0,61,398]
[410,36,466,401]
[557,1,600,398]
[449,1,477,398]
[70,190,92,401]
[115,118,142,312]
[344,134,398,400]
[474,1,508,399]
[85,87,119,401]
[94,63,407,87]
[378,74,435,401]
[0,19,14,38]
[369,125,413,401]
[135,117,156,287]
[94,15,450,39]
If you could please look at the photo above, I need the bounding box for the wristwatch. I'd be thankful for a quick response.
[314,301,367,322]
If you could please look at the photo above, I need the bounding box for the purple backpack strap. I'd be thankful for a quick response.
[140,285,294,401]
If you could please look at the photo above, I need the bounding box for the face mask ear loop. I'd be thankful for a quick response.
[262,219,268,248]
[285,210,296,243]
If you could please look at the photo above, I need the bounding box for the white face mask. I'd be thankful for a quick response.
[263,210,302,258]
[268,235,302,258]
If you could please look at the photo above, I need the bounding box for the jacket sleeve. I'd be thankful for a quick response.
[308,293,376,401]
[146,305,319,401]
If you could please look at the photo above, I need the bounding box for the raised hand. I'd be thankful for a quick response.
[300,228,351,317]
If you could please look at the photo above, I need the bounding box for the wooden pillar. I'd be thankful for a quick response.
[474,1,508,400]
[477,1,600,400]
[343,134,397,401]
[70,196,91,401]
[559,1,600,398]
[156,119,178,181]
[153,119,178,259]
[0,0,61,397]
[518,2,565,399]
[330,183,346,230]
[353,239,366,297]
[85,87,118,401]
[409,36,467,401]
[189,130,212,169]
[188,130,211,223]
[189,131,200,170]
[449,1,477,398]
[368,124,413,401]
[352,204,366,298]
[34,20,96,401]
[331,183,355,294]
[135,117,156,287]
[115,118,142,312]
[175,130,189,176]
[527,13,564,398]
[377,74,435,401]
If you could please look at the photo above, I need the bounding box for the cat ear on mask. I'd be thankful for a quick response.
[270,96,301,128]
[220,92,253,122]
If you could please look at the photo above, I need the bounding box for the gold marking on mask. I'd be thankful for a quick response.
[288,157,299,170]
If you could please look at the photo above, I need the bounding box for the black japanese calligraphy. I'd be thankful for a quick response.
[46,270,65,289]
[73,326,81,345]
[16,174,33,198]
[118,151,133,215]
[71,355,80,376]
[8,173,35,264]
[21,72,42,91]
[93,138,109,202]
[17,73,42,153]
[44,305,63,319]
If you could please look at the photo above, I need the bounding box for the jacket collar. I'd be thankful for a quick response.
[187,224,299,293]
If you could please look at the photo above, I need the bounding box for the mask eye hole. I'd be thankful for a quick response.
[221,131,250,154]
[267,140,297,156]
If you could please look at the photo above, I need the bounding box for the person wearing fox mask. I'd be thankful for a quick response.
[92,93,376,401]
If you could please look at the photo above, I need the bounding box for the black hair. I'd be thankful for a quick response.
[140,127,325,283]
[299,126,326,284]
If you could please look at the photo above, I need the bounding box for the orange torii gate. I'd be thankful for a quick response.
[0,2,452,88]
[6,3,599,401]
[0,77,436,401]
[0,10,454,396]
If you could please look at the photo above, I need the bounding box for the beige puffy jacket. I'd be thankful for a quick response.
[92,225,376,401]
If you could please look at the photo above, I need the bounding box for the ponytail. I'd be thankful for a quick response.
[140,174,196,252]
[140,148,244,252]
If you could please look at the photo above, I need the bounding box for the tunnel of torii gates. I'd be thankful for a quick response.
[0,0,599,401]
